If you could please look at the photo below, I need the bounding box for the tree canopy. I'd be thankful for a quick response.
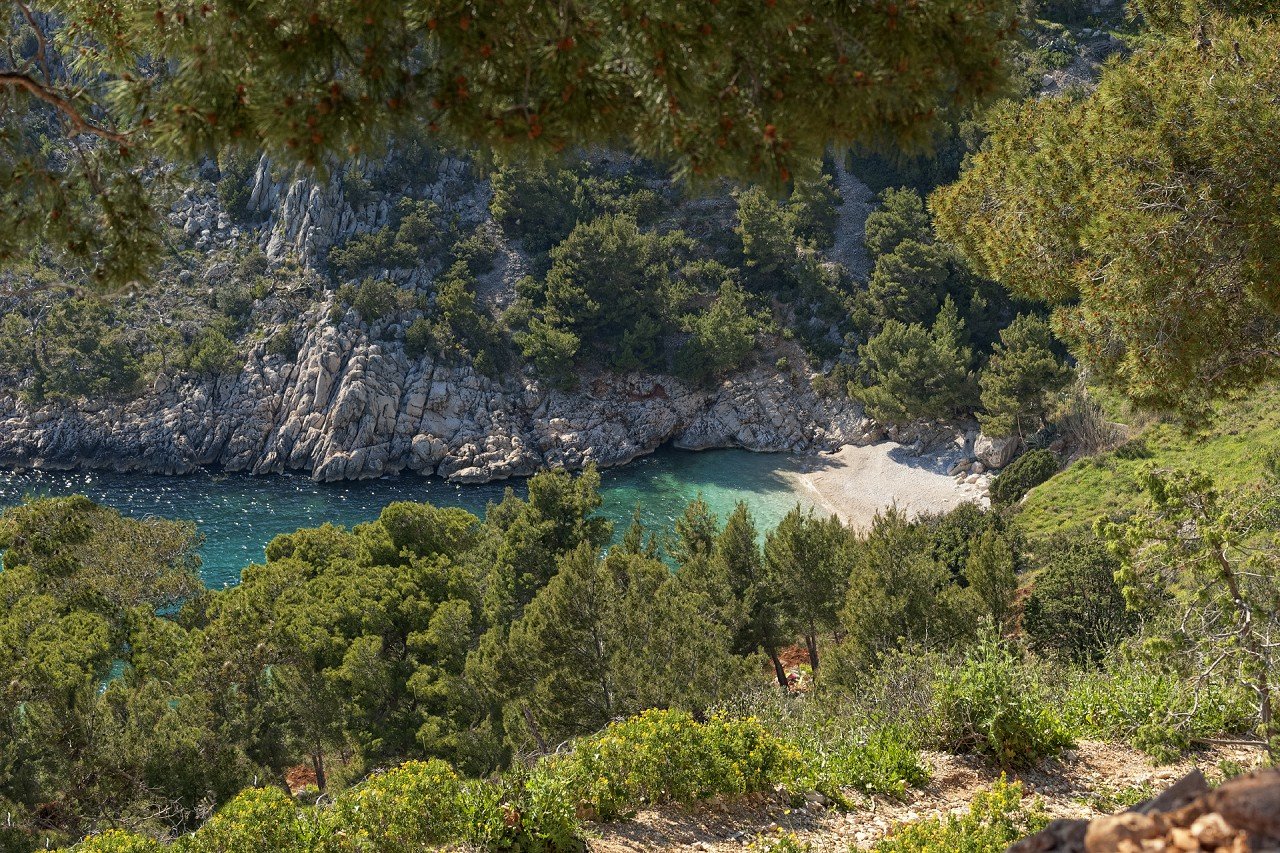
[932,14,1280,415]
[3,0,1019,289]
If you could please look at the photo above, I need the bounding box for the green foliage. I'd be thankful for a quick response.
[515,319,580,388]
[1059,656,1254,761]
[934,18,1280,415]
[763,506,850,675]
[0,298,143,402]
[863,188,933,260]
[1023,533,1134,664]
[4,0,1020,289]
[978,315,1073,438]
[988,449,1060,507]
[873,777,1048,853]
[216,149,259,224]
[735,186,797,287]
[182,327,241,375]
[523,214,684,373]
[786,174,842,248]
[176,787,315,853]
[419,261,509,371]
[963,526,1019,631]
[832,508,978,670]
[63,831,163,853]
[320,759,465,851]
[867,240,951,327]
[328,200,450,280]
[335,278,413,323]
[674,280,760,383]
[1100,470,1280,756]
[791,725,929,802]
[487,544,751,752]
[548,710,800,821]
[490,161,667,256]
[931,636,1073,767]
[1016,388,1280,539]
[854,297,977,424]
[265,321,299,359]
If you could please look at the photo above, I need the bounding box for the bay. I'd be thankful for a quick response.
[0,448,811,588]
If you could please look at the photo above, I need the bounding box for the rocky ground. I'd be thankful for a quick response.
[584,742,1269,852]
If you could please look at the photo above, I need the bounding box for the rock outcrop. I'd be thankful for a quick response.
[0,146,900,483]
[0,306,878,483]
[1010,768,1280,853]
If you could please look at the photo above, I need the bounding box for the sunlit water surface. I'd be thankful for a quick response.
[0,449,810,588]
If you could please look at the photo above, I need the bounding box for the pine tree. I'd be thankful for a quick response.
[4,0,1020,288]
[978,315,1073,438]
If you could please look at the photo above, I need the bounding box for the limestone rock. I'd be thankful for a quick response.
[975,432,1022,468]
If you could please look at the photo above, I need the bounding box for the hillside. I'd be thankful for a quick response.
[1016,387,1280,540]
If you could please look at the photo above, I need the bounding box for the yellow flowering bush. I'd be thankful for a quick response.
[550,709,801,821]
[318,759,465,852]
[173,787,316,853]
[63,831,162,853]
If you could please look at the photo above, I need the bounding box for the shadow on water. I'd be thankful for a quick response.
[0,446,814,589]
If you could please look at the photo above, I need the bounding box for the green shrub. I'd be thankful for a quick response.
[549,709,801,821]
[931,637,1072,767]
[872,777,1047,853]
[174,787,315,853]
[1022,533,1134,664]
[265,321,298,358]
[328,199,450,280]
[336,278,410,322]
[320,760,465,852]
[1059,657,1253,762]
[63,831,163,852]
[475,767,582,852]
[216,149,258,223]
[184,328,241,375]
[988,449,1059,506]
[793,725,929,802]
[404,317,436,359]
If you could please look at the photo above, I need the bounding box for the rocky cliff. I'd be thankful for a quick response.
[0,142,901,482]
[0,316,876,482]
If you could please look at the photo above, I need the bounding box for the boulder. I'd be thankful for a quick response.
[975,432,1022,468]
[1010,769,1279,852]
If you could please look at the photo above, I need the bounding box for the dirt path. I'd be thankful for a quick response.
[586,741,1266,852]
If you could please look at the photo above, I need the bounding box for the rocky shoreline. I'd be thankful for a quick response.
[0,309,887,484]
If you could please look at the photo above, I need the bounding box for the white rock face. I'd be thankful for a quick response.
[0,305,880,483]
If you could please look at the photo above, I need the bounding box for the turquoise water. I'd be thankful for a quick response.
[0,449,810,588]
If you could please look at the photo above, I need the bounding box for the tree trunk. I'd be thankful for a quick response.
[765,643,788,689]
[805,632,820,675]
[312,746,327,793]
[522,704,549,754]
[1212,545,1276,761]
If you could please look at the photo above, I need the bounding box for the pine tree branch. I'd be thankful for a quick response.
[0,70,130,145]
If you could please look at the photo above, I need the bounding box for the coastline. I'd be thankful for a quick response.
[781,441,988,530]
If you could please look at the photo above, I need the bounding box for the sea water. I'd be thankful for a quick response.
[0,448,811,588]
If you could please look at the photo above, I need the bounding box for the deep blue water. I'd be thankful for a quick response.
[0,449,810,588]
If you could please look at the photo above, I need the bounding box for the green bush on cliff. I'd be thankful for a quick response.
[988,449,1060,507]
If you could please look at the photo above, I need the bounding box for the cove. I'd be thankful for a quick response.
[0,448,812,589]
